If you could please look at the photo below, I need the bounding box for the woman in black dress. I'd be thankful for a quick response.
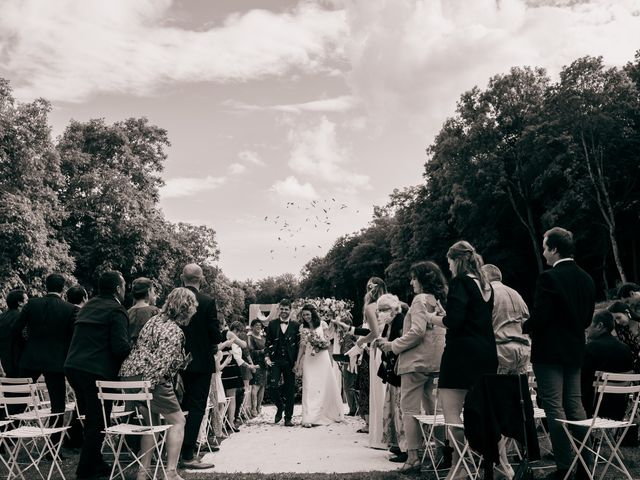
[428,240,497,480]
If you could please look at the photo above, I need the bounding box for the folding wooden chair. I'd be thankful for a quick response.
[445,422,481,480]
[196,400,216,457]
[220,396,234,436]
[558,372,640,480]
[0,383,69,480]
[96,380,172,480]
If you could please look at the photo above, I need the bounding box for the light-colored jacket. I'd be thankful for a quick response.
[391,293,446,374]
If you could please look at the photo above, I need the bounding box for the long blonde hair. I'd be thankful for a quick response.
[364,277,387,306]
[447,241,489,291]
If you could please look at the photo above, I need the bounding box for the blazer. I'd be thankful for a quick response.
[64,295,131,380]
[0,309,24,377]
[523,259,595,367]
[13,294,77,373]
[392,293,445,375]
[181,286,221,374]
[264,319,300,367]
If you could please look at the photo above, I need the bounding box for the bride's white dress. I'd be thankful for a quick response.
[301,322,344,425]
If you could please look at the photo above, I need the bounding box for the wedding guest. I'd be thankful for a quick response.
[264,299,300,427]
[66,284,88,307]
[63,283,89,448]
[481,264,531,374]
[120,287,197,480]
[248,319,267,417]
[234,324,255,426]
[14,273,77,445]
[428,241,498,480]
[332,312,359,416]
[128,277,160,344]
[178,263,221,469]
[380,264,447,473]
[581,310,633,419]
[609,301,640,373]
[221,321,256,431]
[522,227,595,480]
[373,294,408,464]
[0,289,27,378]
[355,277,387,446]
[617,282,640,300]
[65,271,131,480]
[482,263,530,478]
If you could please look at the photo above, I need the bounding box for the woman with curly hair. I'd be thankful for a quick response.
[428,241,498,480]
[295,304,344,427]
[120,287,199,480]
[378,262,447,473]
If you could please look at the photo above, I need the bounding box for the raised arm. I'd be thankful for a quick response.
[356,303,381,346]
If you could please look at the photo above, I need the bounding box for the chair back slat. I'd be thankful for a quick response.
[98,392,153,402]
[598,384,640,394]
[96,380,151,389]
[597,371,640,383]
[0,384,38,394]
[0,377,33,385]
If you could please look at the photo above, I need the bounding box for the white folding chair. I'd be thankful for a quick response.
[0,383,69,480]
[220,396,234,436]
[558,372,640,480]
[96,380,172,480]
[196,400,216,457]
[445,422,481,480]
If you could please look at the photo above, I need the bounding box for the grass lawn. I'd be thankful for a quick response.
[11,442,640,480]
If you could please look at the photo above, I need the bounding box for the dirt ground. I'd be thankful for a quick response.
[198,404,400,474]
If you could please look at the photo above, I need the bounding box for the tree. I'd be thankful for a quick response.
[0,79,74,298]
[549,56,640,284]
[56,117,170,288]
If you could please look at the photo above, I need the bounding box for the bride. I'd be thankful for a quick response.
[294,304,344,427]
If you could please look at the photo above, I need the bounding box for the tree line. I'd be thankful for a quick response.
[299,54,640,322]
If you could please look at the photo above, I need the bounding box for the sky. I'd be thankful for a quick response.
[1,0,639,281]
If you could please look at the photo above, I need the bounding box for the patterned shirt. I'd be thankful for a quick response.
[119,315,191,387]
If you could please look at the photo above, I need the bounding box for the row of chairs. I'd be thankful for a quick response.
[0,378,180,480]
[414,371,640,480]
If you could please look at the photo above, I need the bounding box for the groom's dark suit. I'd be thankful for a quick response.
[265,318,299,423]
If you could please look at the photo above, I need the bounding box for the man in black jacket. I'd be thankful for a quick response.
[65,271,131,480]
[581,310,633,419]
[13,274,77,441]
[0,289,27,378]
[523,227,596,480]
[179,263,221,468]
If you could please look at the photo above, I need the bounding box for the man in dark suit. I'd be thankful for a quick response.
[0,289,27,378]
[65,271,131,480]
[13,274,77,439]
[179,263,221,468]
[581,310,632,419]
[264,299,299,426]
[523,227,596,480]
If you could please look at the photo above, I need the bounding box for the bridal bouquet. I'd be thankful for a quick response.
[302,329,330,356]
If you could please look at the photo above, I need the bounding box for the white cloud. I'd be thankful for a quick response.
[270,176,319,200]
[344,0,640,136]
[160,175,226,198]
[238,150,265,166]
[228,163,247,175]
[0,0,347,101]
[288,116,370,190]
[224,95,356,113]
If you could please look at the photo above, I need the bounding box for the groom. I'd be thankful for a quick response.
[264,298,299,426]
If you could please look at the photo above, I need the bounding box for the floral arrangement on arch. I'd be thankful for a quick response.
[292,297,354,324]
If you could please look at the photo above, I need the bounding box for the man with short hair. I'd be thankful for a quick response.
[481,264,531,374]
[14,273,77,442]
[179,263,221,469]
[0,289,27,377]
[127,277,159,344]
[581,310,632,419]
[523,227,596,480]
[65,271,131,480]
[264,299,300,426]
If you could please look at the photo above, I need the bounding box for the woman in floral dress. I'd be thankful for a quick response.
[120,287,198,480]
